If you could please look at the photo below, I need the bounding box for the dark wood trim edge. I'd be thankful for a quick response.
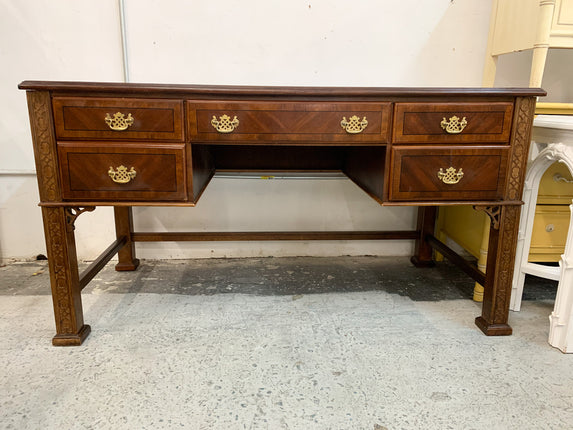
[79,236,127,290]
[426,234,486,285]
[131,231,419,242]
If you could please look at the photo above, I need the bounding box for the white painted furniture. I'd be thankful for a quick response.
[483,0,573,88]
[511,115,573,352]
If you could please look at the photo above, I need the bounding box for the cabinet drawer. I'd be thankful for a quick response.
[389,146,509,201]
[187,101,391,144]
[537,161,573,204]
[393,102,513,144]
[53,97,184,141]
[58,142,187,201]
[529,205,569,262]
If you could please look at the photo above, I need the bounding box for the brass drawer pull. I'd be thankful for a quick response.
[341,115,368,134]
[211,114,239,133]
[440,115,467,134]
[108,165,136,184]
[105,112,134,131]
[437,167,464,184]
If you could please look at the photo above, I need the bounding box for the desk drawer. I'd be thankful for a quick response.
[57,142,187,201]
[187,101,391,144]
[389,146,509,201]
[53,97,184,141]
[393,102,513,144]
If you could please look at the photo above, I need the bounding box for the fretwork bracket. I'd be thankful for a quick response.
[65,207,96,231]
[474,205,501,230]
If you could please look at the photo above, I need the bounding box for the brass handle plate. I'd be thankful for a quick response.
[108,165,136,184]
[440,115,467,134]
[437,167,463,184]
[105,112,134,131]
[211,114,239,133]
[341,115,368,134]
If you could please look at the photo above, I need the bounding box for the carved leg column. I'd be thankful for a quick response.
[475,205,521,336]
[114,206,140,271]
[411,206,437,267]
[42,206,91,346]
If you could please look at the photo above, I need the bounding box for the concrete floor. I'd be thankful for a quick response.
[0,256,571,429]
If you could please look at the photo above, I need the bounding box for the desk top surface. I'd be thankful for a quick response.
[18,80,546,98]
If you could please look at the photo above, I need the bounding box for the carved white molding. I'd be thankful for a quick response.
[511,141,573,352]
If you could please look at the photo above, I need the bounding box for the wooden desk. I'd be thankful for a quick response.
[18,81,544,346]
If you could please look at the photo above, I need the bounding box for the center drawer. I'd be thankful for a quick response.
[57,142,187,201]
[389,146,509,201]
[187,101,391,144]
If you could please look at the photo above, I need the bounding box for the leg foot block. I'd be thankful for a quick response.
[52,324,91,346]
[115,258,140,272]
[475,317,512,336]
[410,256,435,268]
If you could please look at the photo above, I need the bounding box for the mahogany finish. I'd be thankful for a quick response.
[411,206,438,268]
[393,102,513,144]
[113,206,139,271]
[18,80,544,346]
[57,142,187,201]
[188,101,391,144]
[52,97,184,141]
[390,146,509,201]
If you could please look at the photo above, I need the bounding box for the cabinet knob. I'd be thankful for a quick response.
[440,115,467,134]
[108,165,136,184]
[341,115,368,134]
[211,115,239,133]
[105,112,134,131]
[437,167,464,184]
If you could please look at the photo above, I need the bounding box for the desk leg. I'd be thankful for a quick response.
[42,206,91,346]
[475,205,520,336]
[411,206,437,267]
[114,206,140,271]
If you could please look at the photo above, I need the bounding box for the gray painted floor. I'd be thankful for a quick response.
[0,257,571,429]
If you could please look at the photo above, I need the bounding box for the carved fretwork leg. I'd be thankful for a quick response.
[411,206,437,268]
[41,206,91,346]
[474,205,521,336]
[114,206,140,271]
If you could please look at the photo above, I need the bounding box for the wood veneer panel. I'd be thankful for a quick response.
[188,101,391,144]
[57,142,187,201]
[343,146,386,203]
[389,146,509,201]
[53,97,184,141]
[393,102,513,143]
[189,144,215,203]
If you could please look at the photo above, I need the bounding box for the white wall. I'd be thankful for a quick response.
[2,0,560,262]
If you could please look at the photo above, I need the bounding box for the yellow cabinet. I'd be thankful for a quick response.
[537,161,573,204]
[529,161,573,261]
[530,204,570,261]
